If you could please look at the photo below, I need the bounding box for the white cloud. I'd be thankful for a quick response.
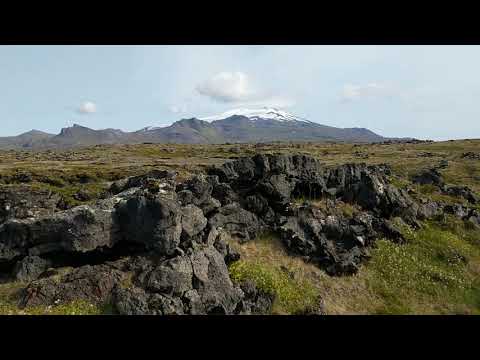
[78,101,97,114]
[341,83,392,102]
[196,71,255,102]
[196,71,295,108]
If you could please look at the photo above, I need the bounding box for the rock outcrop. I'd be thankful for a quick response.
[1,153,464,314]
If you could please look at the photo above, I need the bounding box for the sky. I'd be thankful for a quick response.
[1,45,479,140]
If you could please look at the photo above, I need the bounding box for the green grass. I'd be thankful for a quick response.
[365,220,480,314]
[229,260,320,314]
[226,217,480,315]
[227,231,321,315]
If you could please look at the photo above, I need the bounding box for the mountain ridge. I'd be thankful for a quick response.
[0,108,395,149]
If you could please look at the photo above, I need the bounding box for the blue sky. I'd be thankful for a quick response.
[1,45,479,140]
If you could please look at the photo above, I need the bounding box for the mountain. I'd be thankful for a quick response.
[0,108,388,149]
[0,130,55,149]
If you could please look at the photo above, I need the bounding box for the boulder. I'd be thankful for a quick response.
[0,185,62,224]
[208,203,264,242]
[443,185,479,204]
[411,168,444,187]
[19,263,127,308]
[115,193,182,256]
[181,204,207,238]
[12,255,52,282]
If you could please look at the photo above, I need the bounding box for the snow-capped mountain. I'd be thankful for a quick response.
[137,126,167,132]
[0,108,387,149]
[199,107,313,123]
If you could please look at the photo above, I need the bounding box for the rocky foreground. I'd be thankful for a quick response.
[0,154,479,315]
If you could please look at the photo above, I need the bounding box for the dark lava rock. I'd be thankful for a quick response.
[206,154,426,274]
[0,187,143,262]
[0,185,62,224]
[19,244,265,315]
[467,210,480,228]
[236,280,275,315]
[411,168,444,187]
[442,185,479,204]
[116,193,182,256]
[12,255,52,282]
[0,204,120,261]
[19,263,127,308]
[462,152,480,160]
[278,205,388,275]
[208,203,264,242]
[73,189,91,202]
[1,153,457,315]
[444,204,470,219]
[109,170,177,195]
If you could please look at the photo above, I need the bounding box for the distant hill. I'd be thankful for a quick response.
[0,130,55,149]
[0,108,390,149]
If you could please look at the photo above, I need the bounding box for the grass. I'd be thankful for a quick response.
[364,220,480,314]
[227,232,321,314]
[226,219,480,315]
[0,281,114,315]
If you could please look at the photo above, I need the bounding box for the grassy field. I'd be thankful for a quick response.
[0,139,479,314]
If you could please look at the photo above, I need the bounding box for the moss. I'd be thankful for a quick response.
[388,176,410,190]
[365,221,480,314]
[229,260,319,315]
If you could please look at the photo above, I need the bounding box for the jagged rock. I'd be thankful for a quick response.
[19,263,127,308]
[189,246,244,314]
[236,280,275,315]
[442,185,479,204]
[2,152,462,315]
[212,232,241,265]
[462,152,480,160]
[109,170,177,195]
[116,193,182,256]
[467,210,480,228]
[0,185,62,224]
[209,155,419,222]
[12,255,52,282]
[15,243,255,315]
[145,255,193,296]
[207,176,239,205]
[444,204,470,219]
[113,286,150,315]
[72,189,91,202]
[411,168,444,187]
[0,187,145,262]
[0,204,120,262]
[181,204,207,239]
[278,206,376,275]
[208,203,264,242]
[177,175,213,205]
[417,201,443,220]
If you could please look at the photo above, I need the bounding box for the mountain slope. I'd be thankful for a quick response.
[0,130,55,149]
[0,108,387,149]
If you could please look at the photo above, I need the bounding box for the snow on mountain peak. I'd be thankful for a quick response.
[139,126,166,132]
[199,107,312,123]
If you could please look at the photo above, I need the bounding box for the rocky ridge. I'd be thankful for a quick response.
[1,154,479,314]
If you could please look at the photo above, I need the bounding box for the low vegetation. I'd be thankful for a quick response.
[0,282,112,315]
[1,139,480,314]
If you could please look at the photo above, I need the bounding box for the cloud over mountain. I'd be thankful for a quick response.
[77,101,97,114]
